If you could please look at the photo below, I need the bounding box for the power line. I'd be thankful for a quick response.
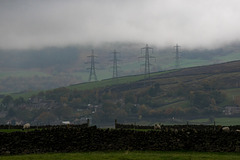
[139,44,155,79]
[174,44,181,69]
[87,49,97,82]
[110,49,120,79]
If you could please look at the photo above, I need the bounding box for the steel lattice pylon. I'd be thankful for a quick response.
[111,49,120,79]
[139,44,155,79]
[87,49,97,82]
[174,44,181,69]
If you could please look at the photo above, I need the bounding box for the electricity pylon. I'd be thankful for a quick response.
[111,49,120,79]
[139,44,155,79]
[87,49,97,82]
[174,44,181,69]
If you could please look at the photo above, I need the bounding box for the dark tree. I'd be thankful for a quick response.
[2,95,13,106]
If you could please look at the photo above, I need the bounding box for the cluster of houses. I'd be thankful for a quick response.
[1,93,240,125]
[0,96,100,126]
[223,105,240,115]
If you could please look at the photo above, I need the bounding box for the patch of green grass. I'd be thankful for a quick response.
[1,151,240,160]
[189,118,211,125]
[0,129,22,133]
[216,52,240,62]
[10,90,40,99]
[76,70,112,82]
[190,117,240,126]
[214,117,240,126]
[68,70,171,91]
[0,129,36,133]
[179,52,240,69]
[4,70,171,100]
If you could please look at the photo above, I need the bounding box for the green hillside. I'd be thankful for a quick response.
[1,44,240,93]
[2,60,240,126]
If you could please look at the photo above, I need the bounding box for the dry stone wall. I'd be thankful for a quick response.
[1,125,240,155]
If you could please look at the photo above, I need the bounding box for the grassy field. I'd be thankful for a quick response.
[190,117,240,126]
[0,129,23,133]
[216,52,240,62]
[1,151,240,160]
[68,70,171,91]
[0,129,37,133]
[5,69,171,100]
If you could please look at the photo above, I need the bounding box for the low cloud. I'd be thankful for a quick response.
[0,0,240,50]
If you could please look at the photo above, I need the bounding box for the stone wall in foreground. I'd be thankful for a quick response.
[1,125,240,155]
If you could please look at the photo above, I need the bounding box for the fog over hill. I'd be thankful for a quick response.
[1,0,240,92]
[1,42,240,70]
[0,42,240,93]
[1,0,240,50]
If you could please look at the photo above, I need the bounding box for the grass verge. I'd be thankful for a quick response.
[190,117,240,126]
[0,129,36,133]
[1,151,240,160]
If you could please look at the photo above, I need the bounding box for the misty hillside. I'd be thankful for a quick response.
[2,59,240,125]
[1,42,240,93]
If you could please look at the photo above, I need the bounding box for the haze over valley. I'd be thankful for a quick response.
[1,0,240,126]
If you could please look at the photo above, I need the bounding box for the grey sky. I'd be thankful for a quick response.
[0,0,240,50]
